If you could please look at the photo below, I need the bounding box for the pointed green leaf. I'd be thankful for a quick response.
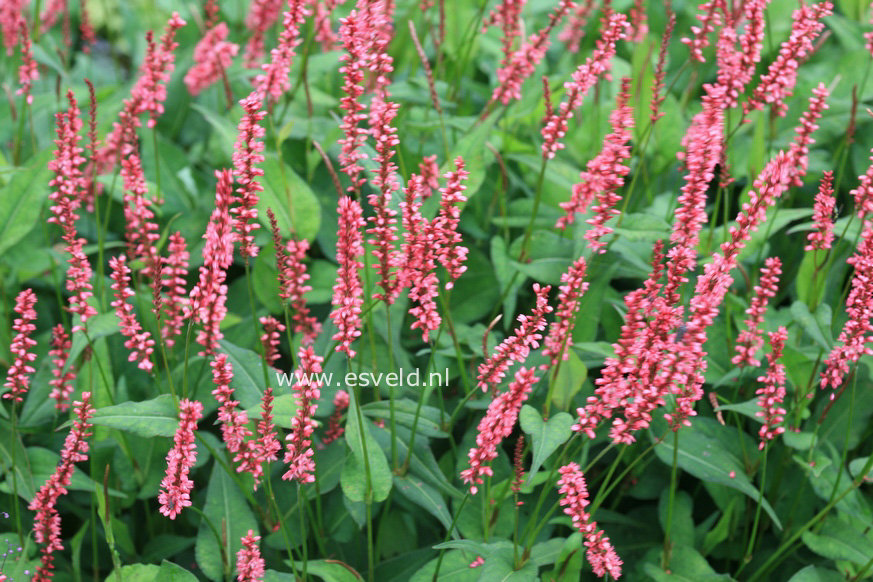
[519,405,573,485]
[91,394,178,438]
[0,148,53,256]
[393,475,459,538]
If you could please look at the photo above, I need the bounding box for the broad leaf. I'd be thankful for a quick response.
[519,405,573,485]
[91,395,178,438]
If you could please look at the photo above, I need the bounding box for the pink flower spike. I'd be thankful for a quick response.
[489,0,576,107]
[419,155,440,199]
[185,22,239,96]
[557,463,623,579]
[337,9,370,190]
[461,367,538,494]
[190,169,235,355]
[237,530,266,581]
[268,209,321,344]
[17,20,38,105]
[257,386,281,463]
[478,284,552,391]
[211,354,251,455]
[323,390,350,445]
[161,232,190,348]
[232,95,266,259]
[821,221,873,392]
[433,157,470,288]
[2,289,38,403]
[283,346,323,483]
[49,324,76,412]
[744,2,832,117]
[330,197,366,358]
[558,0,597,54]
[244,0,284,67]
[542,258,589,370]
[109,256,155,372]
[48,90,97,332]
[1,2,25,55]
[681,0,724,62]
[121,153,161,278]
[756,327,788,449]
[367,95,403,303]
[541,12,628,159]
[401,175,441,341]
[254,0,308,103]
[29,392,94,581]
[733,257,782,368]
[259,316,285,366]
[807,172,836,251]
[851,150,873,219]
[558,77,634,236]
[159,399,203,520]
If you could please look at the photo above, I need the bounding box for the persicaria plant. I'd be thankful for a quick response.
[3,0,873,581]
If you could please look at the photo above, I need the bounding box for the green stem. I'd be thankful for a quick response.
[662,429,680,570]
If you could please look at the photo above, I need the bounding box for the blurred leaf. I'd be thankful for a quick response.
[104,564,161,582]
[393,475,458,538]
[651,418,781,530]
[341,389,392,503]
[550,350,587,412]
[520,405,573,486]
[479,547,538,580]
[219,340,268,410]
[791,301,832,350]
[802,517,873,566]
[91,394,178,438]
[643,544,733,581]
[259,157,322,242]
[362,399,448,438]
[155,560,199,581]
[0,148,52,257]
[195,465,257,581]
[787,565,852,582]
[287,559,363,581]
[0,419,35,501]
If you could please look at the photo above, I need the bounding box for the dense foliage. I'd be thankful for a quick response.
[2,0,873,580]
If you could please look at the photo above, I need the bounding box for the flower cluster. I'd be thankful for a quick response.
[110,256,156,372]
[323,390,350,445]
[557,77,633,239]
[807,172,836,251]
[161,233,190,347]
[284,346,323,483]
[756,327,789,449]
[236,531,266,582]
[259,316,285,366]
[232,94,266,259]
[478,284,552,391]
[541,12,628,158]
[48,324,76,411]
[744,2,833,117]
[2,289,38,403]
[244,0,284,67]
[268,209,320,344]
[461,367,537,494]
[557,463,623,579]
[733,257,782,368]
[330,197,366,358]
[185,22,239,96]
[541,258,589,370]
[254,0,308,103]
[29,393,95,581]
[159,399,203,519]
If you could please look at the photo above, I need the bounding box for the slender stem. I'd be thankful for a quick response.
[662,429,680,570]
[431,494,470,581]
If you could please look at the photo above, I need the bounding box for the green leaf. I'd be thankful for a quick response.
[393,475,458,538]
[519,405,573,486]
[651,418,782,530]
[196,465,258,581]
[786,565,848,582]
[791,301,832,350]
[643,545,733,581]
[258,157,322,242]
[341,389,392,503]
[0,148,53,256]
[219,340,268,410]
[155,560,199,582]
[479,547,538,581]
[442,116,495,206]
[104,564,162,582]
[91,395,178,438]
[410,551,480,582]
[362,399,448,438]
[287,559,363,581]
[371,425,461,499]
[63,312,122,376]
[0,419,35,501]
[28,447,123,497]
[549,351,587,411]
[714,398,764,424]
[613,213,672,242]
[802,517,873,566]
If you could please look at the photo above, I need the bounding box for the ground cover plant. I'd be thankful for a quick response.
[3,0,873,580]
